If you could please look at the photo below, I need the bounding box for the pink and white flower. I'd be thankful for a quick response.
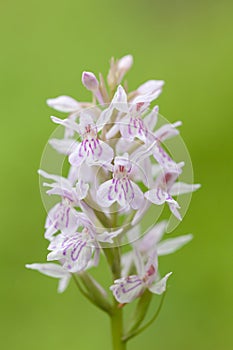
[68,111,114,167]
[28,54,200,316]
[51,107,114,167]
[39,170,89,240]
[110,250,172,303]
[47,95,92,138]
[122,221,193,277]
[47,219,123,273]
[106,85,162,143]
[145,168,200,220]
[97,154,144,210]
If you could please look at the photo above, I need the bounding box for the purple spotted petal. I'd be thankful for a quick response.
[130,182,144,210]
[45,204,80,240]
[144,187,168,205]
[69,139,113,167]
[152,143,179,171]
[110,275,145,303]
[154,121,182,142]
[97,180,117,207]
[47,233,93,273]
[119,116,148,142]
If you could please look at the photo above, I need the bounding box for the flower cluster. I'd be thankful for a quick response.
[27,55,200,308]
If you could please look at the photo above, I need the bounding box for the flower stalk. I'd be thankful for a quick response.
[111,303,126,350]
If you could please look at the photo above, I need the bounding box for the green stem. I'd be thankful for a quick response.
[111,303,126,350]
[107,241,126,349]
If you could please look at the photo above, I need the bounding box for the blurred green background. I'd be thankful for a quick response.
[1,0,232,349]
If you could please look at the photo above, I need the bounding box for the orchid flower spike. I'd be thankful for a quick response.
[27,54,200,348]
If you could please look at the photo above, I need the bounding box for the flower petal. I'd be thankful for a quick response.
[38,169,71,188]
[111,85,128,113]
[144,105,159,131]
[145,188,168,205]
[157,234,193,256]
[149,272,172,295]
[137,80,164,95]
[93,140,114,165]
[137,221,167,253]
[121,251,134,277]
[26,263,71,293]
[58,275,71,293]
[119,116,148,142]
[133,248,145,276]
[154,121,182,142]
[96,107,113,130]
[50,116,80,134]
[69,143,86,167]
[45,204,80,240]
[97,180,116,207]
[170,182,201,196]
[47,96,80,112]
[132,89,162,111]
[25,263,68,278]
[110,275,145,303]
[130,182,145,210]
[116,55,133,83]
[97,228,123,243]
[168,201,182,221]
[49,138,78,155]
[47,233,93,273]
[76,180,89,200]
[152,143,180,171]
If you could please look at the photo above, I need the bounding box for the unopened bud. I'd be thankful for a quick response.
[82,71,99,92]
[117,55,133,84]
[118,54,133,72]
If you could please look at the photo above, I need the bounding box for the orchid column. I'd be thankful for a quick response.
[26,55,200,350]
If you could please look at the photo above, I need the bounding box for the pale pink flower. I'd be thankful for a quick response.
[97,154,144,210]
[110,249,172,303]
